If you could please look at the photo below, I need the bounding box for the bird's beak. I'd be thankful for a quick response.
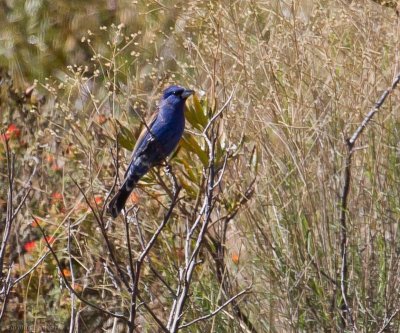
[182,89,195,99]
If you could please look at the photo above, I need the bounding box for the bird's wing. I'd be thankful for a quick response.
[132,110,160,157]
[123,110,160,179]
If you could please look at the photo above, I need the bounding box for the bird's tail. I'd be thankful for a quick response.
[107,175,140,218]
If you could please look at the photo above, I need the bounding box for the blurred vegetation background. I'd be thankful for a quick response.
[1,0,400,332]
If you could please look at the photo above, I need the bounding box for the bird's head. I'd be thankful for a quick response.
[162,85,195,103]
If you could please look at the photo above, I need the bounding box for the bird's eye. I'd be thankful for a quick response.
[172,90,184,96]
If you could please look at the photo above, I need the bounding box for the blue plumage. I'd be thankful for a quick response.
[108,85,194,218]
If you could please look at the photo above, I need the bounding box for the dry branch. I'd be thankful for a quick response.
[33,217,129,323]
[339,74,400,330]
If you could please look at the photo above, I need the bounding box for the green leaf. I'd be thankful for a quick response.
[180,133,208,166]
[193,95,209,127]
[116,119,136,151]
[185,95,209,130]
[176,155,201,184]
[178,175,198,198]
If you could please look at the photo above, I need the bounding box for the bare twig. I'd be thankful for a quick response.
[167,130,217,332]
[206,179,258,333]
[125,211,136,333]
[11,251,50,286]
[0,142,37,323]
[71,177,131,292]
[33,217,128,323]
[166,88,258,332]
[178,285,252,329]
[10,156,37,221]
[68,219,77,333]
[128,187,181,332]
[0,137,35,323]
[377,308,400,333]
[137,295,169,333]
[0,267,12,321]
[348,74,400,146]
[101,145,120,219]
[73,158,177,332]
[138,188,181,263]
[202,83,239,135]
[0,138,14,282]
[339,73,400,330]
[164,163,179,196]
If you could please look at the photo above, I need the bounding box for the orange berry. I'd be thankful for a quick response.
[231,253,240,265]
[62,268,72,277]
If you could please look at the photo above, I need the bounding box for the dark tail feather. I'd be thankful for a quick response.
[107,188,131,218]
[107,177,139,218]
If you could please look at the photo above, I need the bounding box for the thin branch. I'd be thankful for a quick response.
[124,212,135,291]
[10,156,38,221]
[138,187,181,263]
[101,144,120,219]
[128,187,181,332]
[11,251,50,286]
[202,82,239,135]
[68,219,76,333]
[33,217,128,323]
[71,177,131,292]
[0,267,12,321]
[164,163,179,197]
[212,153,229,190]
[125,208,136,333]
[0,142,38,324]
[0,138,14,281]
[137,295,169,333]
[134,210,175,291]
[377,308,400,333]
[10,188,31,222]
[147,260,175,295]
[167,131,217,332]
[210,178,257,333]
[178,286,251,330]
[338,73,400,330]
[348,74,400,146]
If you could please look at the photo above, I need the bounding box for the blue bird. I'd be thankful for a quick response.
[108,85,194,218]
